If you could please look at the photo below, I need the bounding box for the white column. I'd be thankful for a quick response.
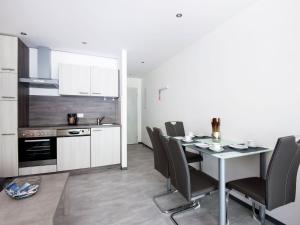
[120,49,127,169]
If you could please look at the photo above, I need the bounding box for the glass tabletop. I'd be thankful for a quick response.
[180,137,272,159]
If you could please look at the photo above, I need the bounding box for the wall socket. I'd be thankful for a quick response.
[77,113,84,118]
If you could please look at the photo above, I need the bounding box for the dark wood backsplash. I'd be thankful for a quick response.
[29,95,119,126]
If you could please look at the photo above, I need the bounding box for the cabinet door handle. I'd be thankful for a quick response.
[1,68,15,71]
[92,92,102,95]
[79,92,89,95]
[1,133,16,136]
[1,96,15,99]
[93,129,103,132]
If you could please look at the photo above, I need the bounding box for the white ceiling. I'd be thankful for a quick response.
[0,0,256,76]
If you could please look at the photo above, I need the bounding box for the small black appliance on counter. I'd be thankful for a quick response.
[67,113,78,125]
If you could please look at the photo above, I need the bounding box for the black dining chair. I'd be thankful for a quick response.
[165,121,186,137]
[147,126,178,213]
[165,121,203,167]
[151,127,202,214]
[226,136,300,225]
[146,126,170,187]
[166,137,218,224]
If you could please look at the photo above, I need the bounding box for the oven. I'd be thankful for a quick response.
[18,129,57,168]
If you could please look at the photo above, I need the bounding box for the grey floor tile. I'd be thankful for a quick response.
[55,144,274,225]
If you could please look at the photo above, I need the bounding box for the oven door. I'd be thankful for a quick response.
[19,137,57,167]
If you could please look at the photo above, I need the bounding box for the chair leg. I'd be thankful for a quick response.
[259,206,266,225]
[252,202,266,225]
[153,178,176,213]
[225,190,230,225]
[170,201,200,225]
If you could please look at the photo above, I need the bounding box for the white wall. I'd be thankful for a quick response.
[142,0,300,224]
[127,78,142,142]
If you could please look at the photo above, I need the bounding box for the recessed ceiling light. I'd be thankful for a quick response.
[20,32,27,36]
[176,13,183,18]
[82,41,87,44]
[141,61,145,64]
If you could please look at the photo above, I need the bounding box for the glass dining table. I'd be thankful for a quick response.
[180,137,273,225]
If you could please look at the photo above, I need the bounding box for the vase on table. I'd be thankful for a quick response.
[211,117,221,142]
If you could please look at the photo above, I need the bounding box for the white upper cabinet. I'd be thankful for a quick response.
[59,64,118,97]
[0,35,18,73]
[91,67,119,97]
[59,64,91,96]
[0,73,18,100]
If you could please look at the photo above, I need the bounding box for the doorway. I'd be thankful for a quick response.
[127,87,138,144]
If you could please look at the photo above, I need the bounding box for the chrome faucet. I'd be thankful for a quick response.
[97,116,105,125]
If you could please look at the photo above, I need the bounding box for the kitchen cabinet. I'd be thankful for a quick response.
[0,35,18,73]
[59,64,91,96]
[0,134,18,177]
[0,73,18,100]
[59,64,118,97]
[57,136,91,171]
[91,127,120,167]
[0,101,18,134]
[91,67,119,97]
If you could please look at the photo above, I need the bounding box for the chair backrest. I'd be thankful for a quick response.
[167,137,191,201]
[266,136,300,210]
[146,126,169,178]
[146,127,160,173]
[159,133,176,188]
[165,121,185,137]
[152,127,169,178]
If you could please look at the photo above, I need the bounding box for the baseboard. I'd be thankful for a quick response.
[230,195,286,225]
[139,142,152,150]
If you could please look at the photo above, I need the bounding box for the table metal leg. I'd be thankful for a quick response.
[219,158,226,225]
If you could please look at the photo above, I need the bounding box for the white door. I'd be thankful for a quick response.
[127,88,138,144]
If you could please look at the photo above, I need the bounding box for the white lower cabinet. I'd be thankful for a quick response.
[57,136,91,171]
[91,127,120,167]
[0,134,18,177]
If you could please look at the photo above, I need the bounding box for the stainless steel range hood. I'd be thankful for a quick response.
[19,47,59,89]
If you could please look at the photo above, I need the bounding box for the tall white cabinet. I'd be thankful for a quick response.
[0,35,19,177]
[91,127,120,167]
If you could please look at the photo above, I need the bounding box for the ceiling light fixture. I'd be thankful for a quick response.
[176,13,183,18]
[82,41,87,45]
[141,61,145,64]
[20,32,27,36]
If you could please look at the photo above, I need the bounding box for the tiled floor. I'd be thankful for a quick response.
[55,144,274,225]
